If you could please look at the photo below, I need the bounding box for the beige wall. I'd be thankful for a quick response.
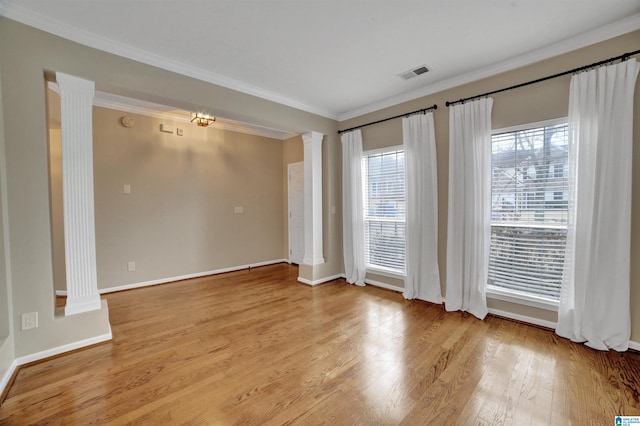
[0,17,340,360]
[339,30,640,340]
[92,107,285,288]
[48,92,288,291]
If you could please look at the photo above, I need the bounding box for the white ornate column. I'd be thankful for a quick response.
[56,72,101,316]
[302,131,324,265]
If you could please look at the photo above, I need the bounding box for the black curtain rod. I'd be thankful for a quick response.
[445,48,640,107]
[337,104,437,135]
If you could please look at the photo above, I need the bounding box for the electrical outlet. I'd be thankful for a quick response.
[21,312,38,330]
[127,261,136,272]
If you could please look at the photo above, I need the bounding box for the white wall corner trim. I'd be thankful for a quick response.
[337,13,640,121]
[297,273,343,286]
[630,341,640,352]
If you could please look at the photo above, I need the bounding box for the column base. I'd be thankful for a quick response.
[302,256,325,266]
[65,294,101,316]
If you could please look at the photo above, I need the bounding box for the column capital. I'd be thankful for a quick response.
[56,72,95,97]
[302,131,324,145]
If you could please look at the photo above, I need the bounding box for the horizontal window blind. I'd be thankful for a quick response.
[488,122,568,302]
[363,149,406,274]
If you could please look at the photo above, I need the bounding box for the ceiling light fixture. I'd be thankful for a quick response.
[191,112,216,127]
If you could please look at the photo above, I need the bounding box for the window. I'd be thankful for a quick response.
[488,119,568,305]
[362,147,406,275]
[553,163,565,178]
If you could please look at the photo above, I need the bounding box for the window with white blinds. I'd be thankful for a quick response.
[362,147,406,275]
[488,120,568,304]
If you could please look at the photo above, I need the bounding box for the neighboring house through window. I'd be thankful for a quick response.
[488,119,568,308]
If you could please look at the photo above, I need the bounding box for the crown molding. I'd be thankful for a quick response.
[213,119,297,141]
[0,2,339,121]
[338,13,640,121]
[48,82,297,140]
[4,2,638,124]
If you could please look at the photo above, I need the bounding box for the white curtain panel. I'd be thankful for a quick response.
[341,130,366,286]
[445,98,493,320]
[402,113,442,303]
[556,59,639,351]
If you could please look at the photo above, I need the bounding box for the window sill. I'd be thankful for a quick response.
[486,286,558,312]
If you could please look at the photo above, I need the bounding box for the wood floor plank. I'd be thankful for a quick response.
[1,263,640,424]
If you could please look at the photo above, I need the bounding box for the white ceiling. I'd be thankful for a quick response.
[2,1,640,121]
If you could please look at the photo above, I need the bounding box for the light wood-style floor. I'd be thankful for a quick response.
[1,263,639,424]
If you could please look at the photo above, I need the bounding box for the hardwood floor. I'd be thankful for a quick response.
[1,263,639,424]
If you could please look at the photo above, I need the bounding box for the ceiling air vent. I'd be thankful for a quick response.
[398,65,430,81]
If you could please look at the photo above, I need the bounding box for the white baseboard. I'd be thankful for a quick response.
[489,309,640,352]
[15,327,113,366]
[1,328,113,399]
[300,274,405,294]
[365,278,404,293]
[488,307,557,330]
[56,259,288,297]
[0,359,18,399]
[297,273,343,286]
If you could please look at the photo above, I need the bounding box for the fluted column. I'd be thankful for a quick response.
[302,131,324,265]
[56,72,101,316]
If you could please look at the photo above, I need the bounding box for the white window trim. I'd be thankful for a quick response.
[489,117,569,311]
[492,116,567,135]
[362,144,404,157]
[362,144,406,276]
[366,266,405,280]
